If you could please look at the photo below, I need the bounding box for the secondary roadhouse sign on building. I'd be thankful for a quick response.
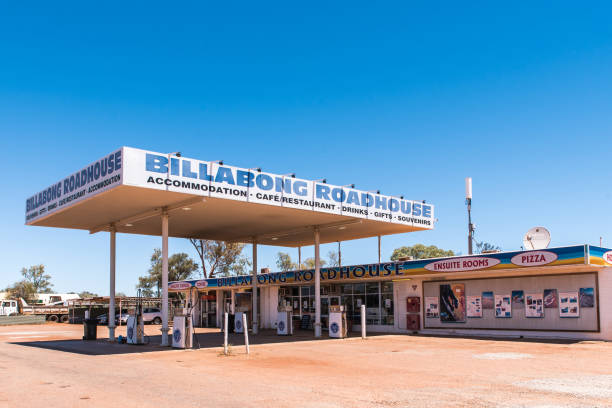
[25,147,435,228]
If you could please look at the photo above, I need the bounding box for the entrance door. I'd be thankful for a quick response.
[200,294,218,328]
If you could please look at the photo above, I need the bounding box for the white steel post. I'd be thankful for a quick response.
[161,210,170,346]
[242,313,250,355]
[361,304,366,339]
[252,240,258,334]
[378,235,381,264]
[314,226,321,338]
[108,225,116,341]
[224,312,229,355]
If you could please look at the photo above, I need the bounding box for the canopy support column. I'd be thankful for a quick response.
[252,239,258,334]
[161,210,170,346]
[314,226,321,337]
[378,235,381,264]
[108,225,116,341]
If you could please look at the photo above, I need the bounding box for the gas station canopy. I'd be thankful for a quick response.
[25,147,435,246]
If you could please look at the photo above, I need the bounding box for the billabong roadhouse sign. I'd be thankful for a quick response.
[169,245,600,291]
[25,147,435,228]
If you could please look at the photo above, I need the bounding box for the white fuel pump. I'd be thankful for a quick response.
[277,305,293,335]
[172,306,194,349]
[328,305,348,338]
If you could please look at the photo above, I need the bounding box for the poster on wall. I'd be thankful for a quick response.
[482,291,494,309]
[525,293,544,318]
[495,295,512,318]
[543,289,558,308]
[425,297,439,318]
[511,290,524,304]
[467,296,482,317]
[439,284,466,322]
[559,292,580,317]
[579,287,594,307]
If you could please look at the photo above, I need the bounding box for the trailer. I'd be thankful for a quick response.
[0,299,71,322]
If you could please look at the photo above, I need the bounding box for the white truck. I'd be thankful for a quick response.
[0,298,71,322]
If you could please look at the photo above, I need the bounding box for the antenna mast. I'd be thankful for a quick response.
[466,177,474,255]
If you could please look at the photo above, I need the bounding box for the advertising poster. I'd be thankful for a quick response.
[495,295,512,318]
[425,297,439,318]
[579,287,594,307]
[511,290,524,304]
[543,289,558,308]
[439,284,465,322]
[559,292,579,317]
[466,296,482,318]
[525,293,544,318]
[482,291,494,309]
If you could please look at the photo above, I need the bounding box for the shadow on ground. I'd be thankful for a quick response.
[9,328,585,356]
[9,329,373,356]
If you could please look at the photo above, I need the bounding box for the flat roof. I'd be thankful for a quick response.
[25,147,435,246]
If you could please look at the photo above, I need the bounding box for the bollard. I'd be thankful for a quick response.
[242,313,250,355]
[361,304,366,339]
[224,312,229,355]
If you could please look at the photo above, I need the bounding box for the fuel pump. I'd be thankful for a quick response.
[127,289,145,345]
[172,289,194,349]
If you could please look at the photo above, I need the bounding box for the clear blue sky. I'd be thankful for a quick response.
[1,2,611,295]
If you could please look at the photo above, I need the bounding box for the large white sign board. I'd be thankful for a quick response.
[26,147,436,228]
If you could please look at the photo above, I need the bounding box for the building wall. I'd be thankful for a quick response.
[598,267,612,340]
[423,272,598,331]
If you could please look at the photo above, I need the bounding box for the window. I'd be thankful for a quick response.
[278,282,394,325]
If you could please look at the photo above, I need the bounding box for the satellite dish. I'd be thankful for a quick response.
[523,227,551,250]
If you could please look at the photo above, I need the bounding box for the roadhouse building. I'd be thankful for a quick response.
[171,245,612,340]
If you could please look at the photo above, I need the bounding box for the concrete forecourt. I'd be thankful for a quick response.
[1,323,611,408]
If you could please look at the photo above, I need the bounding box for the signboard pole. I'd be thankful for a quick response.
[108,225,116,341]
[314,227,321,338]
[252,239,258,334]
[161,210,170,346]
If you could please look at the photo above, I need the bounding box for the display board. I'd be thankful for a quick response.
[423,273,598,331]
[495,295,512,318]
[425,297,439,318]
[559,292,579,318]
[466,296,482,318]
[525,294,544,318]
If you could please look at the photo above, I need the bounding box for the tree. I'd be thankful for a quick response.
[116,292,128,298]
[276,252,297,271]
[303,257,326,269]
[5,280,36,301]
[78,291,98,298]
[188,239,251,278]
[475,241,501,254]
[21,265,53,293]
[137,249,199,297]
[390,244,455,261]
[327,250,340,267]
